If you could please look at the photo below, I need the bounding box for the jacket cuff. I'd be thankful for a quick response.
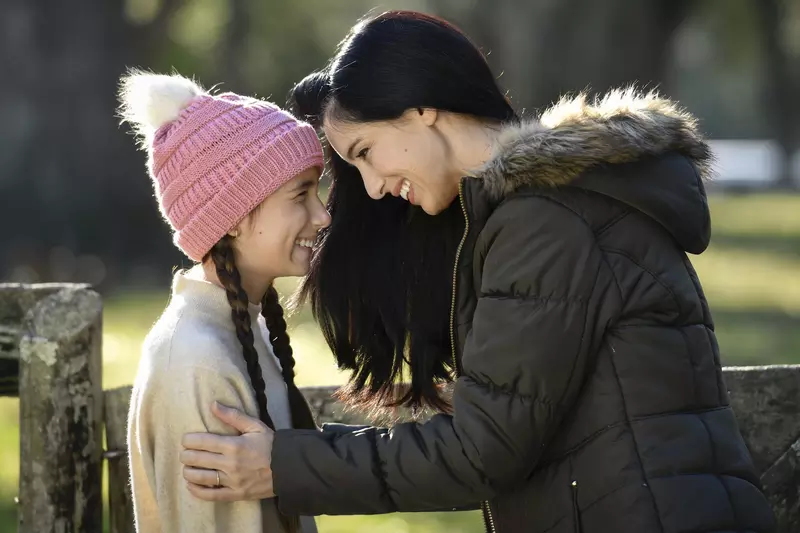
[272,427,394,515]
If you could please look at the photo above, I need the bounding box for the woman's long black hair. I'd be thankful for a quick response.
[289,10,518,415]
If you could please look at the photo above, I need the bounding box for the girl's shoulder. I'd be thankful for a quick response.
[131,305,263,425]
[140,303,246,381]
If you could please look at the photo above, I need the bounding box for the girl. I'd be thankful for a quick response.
[180,11,776,533]
[119,71,329,533]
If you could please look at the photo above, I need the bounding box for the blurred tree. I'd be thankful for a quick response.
[2,0,797,289]
[217,0,248,90]
[671,0,768,139]
[128,0,186,67]
[0,0,435,288]
[0,0,187,288]
[435,0,692,113]
[754,0,798,187]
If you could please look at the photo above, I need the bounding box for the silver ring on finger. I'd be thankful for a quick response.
[215,469,221,489]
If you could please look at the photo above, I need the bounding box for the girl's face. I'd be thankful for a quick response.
[323,109,460,215]
[232,167,331,281]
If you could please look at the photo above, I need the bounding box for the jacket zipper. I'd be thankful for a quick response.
[449,181,496,533]
[481,500,497,533]
[448,180,469,378]
[571,480,582,533]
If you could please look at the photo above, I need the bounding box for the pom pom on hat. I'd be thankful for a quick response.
[118,69,204,147]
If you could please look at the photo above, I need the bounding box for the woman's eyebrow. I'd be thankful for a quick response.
[346,137,363,160]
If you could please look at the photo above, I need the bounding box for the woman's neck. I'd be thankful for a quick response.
[445,115,502,181]
[197,262,271,305]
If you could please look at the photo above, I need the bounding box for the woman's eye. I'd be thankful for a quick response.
[357,147,370,159]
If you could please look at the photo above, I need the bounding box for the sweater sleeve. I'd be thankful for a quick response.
[130,359,267,533]
[271,196,621,515]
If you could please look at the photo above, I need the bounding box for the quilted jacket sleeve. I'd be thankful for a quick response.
[271,196,621,515]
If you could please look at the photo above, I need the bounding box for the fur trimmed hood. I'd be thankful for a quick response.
[478,88,713,198]
[475,88,713,253]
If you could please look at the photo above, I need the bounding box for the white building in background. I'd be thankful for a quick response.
[708,140,800,188]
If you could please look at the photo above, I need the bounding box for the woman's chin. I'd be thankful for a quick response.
[421,198,449,216]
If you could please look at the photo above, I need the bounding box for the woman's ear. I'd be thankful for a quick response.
[405,107,438,127]
[419,107,438,127]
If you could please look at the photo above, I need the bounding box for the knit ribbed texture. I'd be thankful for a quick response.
[149,92,324,261]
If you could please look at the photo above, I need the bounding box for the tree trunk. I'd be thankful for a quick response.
[217,0,249,92]
[754,0,796,188]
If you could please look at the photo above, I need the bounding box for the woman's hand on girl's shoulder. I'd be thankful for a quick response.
[181,401,276,501]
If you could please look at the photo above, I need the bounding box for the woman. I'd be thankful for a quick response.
[180,11,776,533]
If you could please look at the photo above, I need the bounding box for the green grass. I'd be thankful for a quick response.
[692,193,800,365]
[1,193,798,532]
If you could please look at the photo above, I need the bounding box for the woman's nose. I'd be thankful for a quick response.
[360,169,385,200]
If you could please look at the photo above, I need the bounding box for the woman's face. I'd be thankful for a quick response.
[323,109,460,215]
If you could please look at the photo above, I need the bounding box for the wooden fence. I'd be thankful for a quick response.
[2,284,799,532]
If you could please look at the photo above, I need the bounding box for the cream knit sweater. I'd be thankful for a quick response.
[128,269,318,533]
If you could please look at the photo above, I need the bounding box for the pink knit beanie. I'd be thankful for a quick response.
[118,71,324,261]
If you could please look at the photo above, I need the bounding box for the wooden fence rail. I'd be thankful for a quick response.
[2,283,799,532]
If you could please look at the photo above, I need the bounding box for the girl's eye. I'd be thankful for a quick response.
[356,147,370,159]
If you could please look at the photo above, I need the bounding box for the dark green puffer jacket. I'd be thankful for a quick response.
[272,91,776,533]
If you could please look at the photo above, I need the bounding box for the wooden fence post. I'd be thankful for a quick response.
[104,386,135,533]
[13,284,103,533]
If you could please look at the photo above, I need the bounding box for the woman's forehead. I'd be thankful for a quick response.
[323,120,373,154]
[324,118,406,143]
[323,118,362,138]
[322,123,351,149]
